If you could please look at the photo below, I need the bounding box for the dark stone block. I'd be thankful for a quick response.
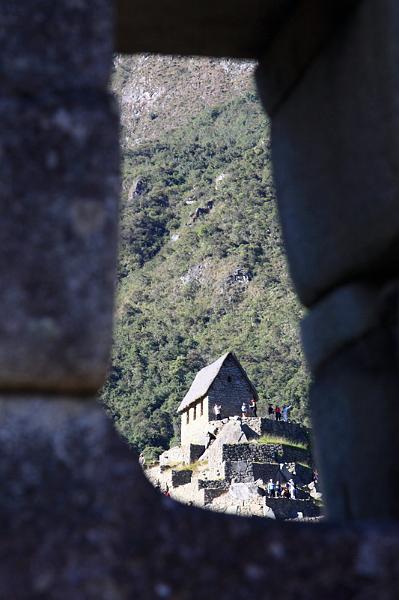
[0,0,113,92]
[171,469,192,488]
[0,91,119,393]
[198,479,229,490]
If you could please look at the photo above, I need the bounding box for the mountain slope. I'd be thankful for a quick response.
[102,56,309,459]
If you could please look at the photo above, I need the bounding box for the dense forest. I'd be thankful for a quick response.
[102,59,309,460]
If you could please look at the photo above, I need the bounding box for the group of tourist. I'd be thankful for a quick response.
[266,478,296,499]
[268,403,292,422]
[213,400,292,421]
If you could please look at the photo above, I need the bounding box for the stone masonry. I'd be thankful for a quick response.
[207,354,256,420]
[222,442,310,465]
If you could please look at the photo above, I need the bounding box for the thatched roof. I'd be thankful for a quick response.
[177,352,257,414]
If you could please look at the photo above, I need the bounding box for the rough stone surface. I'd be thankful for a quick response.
[3,399,399,598]
[116,0,295,57]
[256,0,399,522]
[311,323,399,521]
[0,0,113,92]
[257,0,399,308]
[0,91,119,393]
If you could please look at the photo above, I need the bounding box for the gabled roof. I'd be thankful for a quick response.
[177,351,258,414]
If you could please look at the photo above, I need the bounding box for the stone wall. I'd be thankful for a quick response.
[208,355,255,420]
[171,469,193,488]
[260,419,310,446]
[239,418,310,447]
[222,443,310,465]
[265,498,321,520]
[252,462,314,486]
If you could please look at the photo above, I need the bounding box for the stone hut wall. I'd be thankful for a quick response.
[207,355,255,421]
[181,396,209,446]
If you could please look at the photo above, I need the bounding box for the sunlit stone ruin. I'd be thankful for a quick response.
[148,352,321,519]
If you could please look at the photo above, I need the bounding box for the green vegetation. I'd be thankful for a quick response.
[251,435,308,450]
[101,89,310,456]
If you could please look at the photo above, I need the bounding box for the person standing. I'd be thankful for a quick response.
[288,479,296,500]
[213,403,222,420]
[241,401,248,418]
[282,404,292,422]
[268,403,274,418]
[249,398,257,417]
[275,405,281,421]
[267,479,275,498]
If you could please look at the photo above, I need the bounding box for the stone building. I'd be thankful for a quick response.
[177,352,258,446]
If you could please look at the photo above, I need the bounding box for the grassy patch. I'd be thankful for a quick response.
[173,460,208,474]
[251,434,308,450]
